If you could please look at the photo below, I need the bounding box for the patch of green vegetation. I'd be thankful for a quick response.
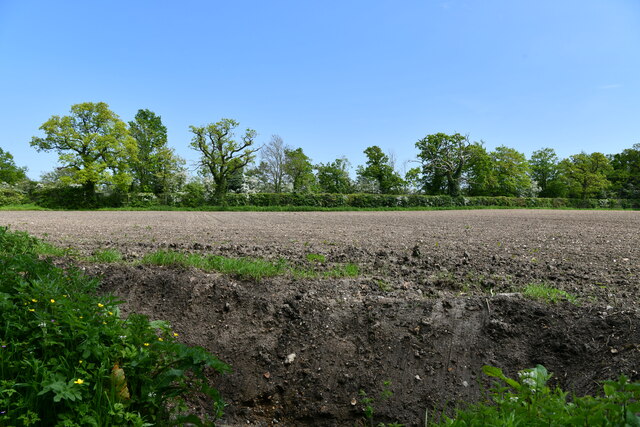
[140,250,287,281]
[376,279,393,292]
[432,365,640,426]
[324,263,360,278]
[306,253,326,263]
[88,248,123,263]
[0,203,50,211]
[522,283,577,304]
[0,226,230,425]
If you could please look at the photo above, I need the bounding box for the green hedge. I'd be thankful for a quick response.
[217,193,640,209]
[17,187,640,210]
[0,186,27,206]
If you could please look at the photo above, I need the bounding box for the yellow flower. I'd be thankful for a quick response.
[79,360,83,364]
[50,299,55,303]
[97,303,104,308]
[103,321,107,325]
[73,379,84,385]
[28,308,35,312]
[108,311,113,316]
[143,343,150,347]
[158,337,163,342]
[31,299,38,303]
[173,332,179,337]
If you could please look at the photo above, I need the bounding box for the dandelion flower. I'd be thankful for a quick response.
[73,379,84,385]
[98,303,104,308]
[50,299,55,303]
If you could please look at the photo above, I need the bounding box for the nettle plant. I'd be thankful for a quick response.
[0,227,230,426]
[437,365,640,426]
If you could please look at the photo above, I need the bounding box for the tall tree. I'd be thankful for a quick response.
[316,158,352,194]
[284,147,315,192]
[609,144,640,199]
[560,152,612,199]
[529,148,565,197]
[490,146,532,197]
[415,133,473,196]
[0,147,28,184]
[260,135,288,193]
[189,118,259,201]
[30,102,137,198]
[357,146,404,194]
[464,143,493,196]
[129,109,185,195]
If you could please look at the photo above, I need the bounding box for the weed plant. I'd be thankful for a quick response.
[0,227,230,426]
[433,365,640,426]
[522,283,577,304]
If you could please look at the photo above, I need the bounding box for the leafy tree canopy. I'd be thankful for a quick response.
[30,102,137,196]
[357,146,404,194]
[416,133,473,196]
[0,147,28,184]
[316,158,352,194]
[189,118,259,201]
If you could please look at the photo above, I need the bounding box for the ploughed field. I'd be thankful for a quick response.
[1,210,639,426]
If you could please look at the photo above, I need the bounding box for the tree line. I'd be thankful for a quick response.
[1,102,639,207]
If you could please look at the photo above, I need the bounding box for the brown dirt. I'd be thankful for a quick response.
[1,209,639,426]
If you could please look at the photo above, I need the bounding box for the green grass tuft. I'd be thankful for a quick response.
[306,253,326,263]
[522,283,577,304]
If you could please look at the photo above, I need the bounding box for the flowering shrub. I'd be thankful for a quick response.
[0,227,230,425]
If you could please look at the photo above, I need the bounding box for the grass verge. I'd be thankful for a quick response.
[0,227,230,425]
[140,249,360,281]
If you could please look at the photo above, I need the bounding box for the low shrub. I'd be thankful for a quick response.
[0,227,230,425]
[433,365,640,426]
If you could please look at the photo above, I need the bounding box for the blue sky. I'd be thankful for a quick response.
[1,0,639,180]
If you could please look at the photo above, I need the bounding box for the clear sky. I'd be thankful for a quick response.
[1,0,639,180]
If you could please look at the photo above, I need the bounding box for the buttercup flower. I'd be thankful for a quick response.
[97,303,104,308]
[50,299,55,303]
[73,379,84,385]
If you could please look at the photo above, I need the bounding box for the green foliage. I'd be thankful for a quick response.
[129,109,186,196]
[0,184,28,206]
[306,253,326,263]
[0,227,230,425]
[30,102,138,199]
[316,157,353,194]
[609,143,640,199]
[489,146,532,197]
[522,283,577,304]
[140,250,360,281]
[284,147,316,192]
[358,380,401,426]
[530,148,567,198]
[416,133,474,196]
[357,146,404,194]
[561,152,613,199]
[434,365,640,426]
[0,147,28,184]
[189,118,259,202]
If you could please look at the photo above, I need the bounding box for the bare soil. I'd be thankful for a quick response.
[1,210,639,426]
